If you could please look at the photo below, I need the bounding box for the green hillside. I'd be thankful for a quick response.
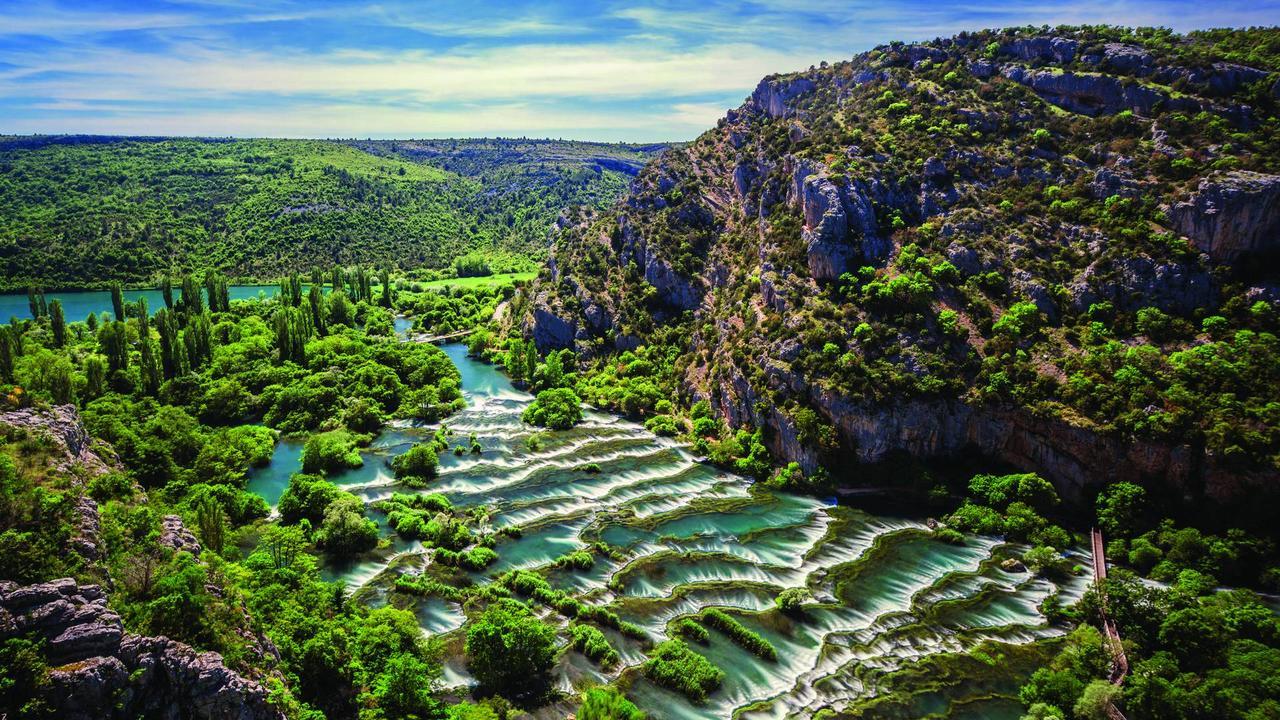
[0,136,666,290]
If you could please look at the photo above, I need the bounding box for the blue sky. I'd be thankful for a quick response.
[1,1,1277,141]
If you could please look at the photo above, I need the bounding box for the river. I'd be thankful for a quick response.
[247,344,1089,719]
[0,286,283,322]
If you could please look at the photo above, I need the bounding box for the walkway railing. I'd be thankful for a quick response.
[1090,527,1129,720]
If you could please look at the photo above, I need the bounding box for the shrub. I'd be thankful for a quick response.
[522,387,584,430]
[642,639,724,703]
[465,599,557,698]
[577,686,645,720]
[701,609,777,660]
[391,442,439,480]
[675,618,710,643]
[569,624,619,667]
[301,429,363,474]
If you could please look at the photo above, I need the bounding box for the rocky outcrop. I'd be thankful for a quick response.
[0,579,282,720]
[1167,171,1280,262]
[1068,256,1215,314]
[1002,66,1172,116]
[1002,36,1078,64]
[159,514,203,557]
[0,406,119,562]
[750,75,816,119]
[789,159,886,281]
[0,404,115,477]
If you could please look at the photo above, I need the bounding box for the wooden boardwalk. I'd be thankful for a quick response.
[406,329,473,344]
[1091,527,1130,720]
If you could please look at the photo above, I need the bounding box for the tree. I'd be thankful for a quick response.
[160,277,174,310]
[390,442,439,480]
[578,687,646,720]
[110,282,125,321]
[379,267,395,308]
[179,274,204,315]
[154,308,182,379]
[195,495,226,555]
[308,284,328,336]
[257,523,307,570]
[27,287,47,319]
[301,430,364,475]
[49,299,66,348]
[278,473,342,525]
[522,387,583,430]
[98,321,129,374]
[1097,482,1147,538]
[328,290,354,328]
[372,653,440,719]
[138,338,162,396]
[1072,680,1120,720]
[314,494,378,555]
[465,599,557,698]
[83,355,105,399]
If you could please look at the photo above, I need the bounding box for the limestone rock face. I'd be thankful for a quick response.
[1001,66,1173,116]
[750,76,816,119]
[789,159,883,281]
[159,514,203,557]
[530,298,577,352]
[0,579,282,720]
[0,404,115,476]
[1002,36,1078,64]
[1167,171,1280,262]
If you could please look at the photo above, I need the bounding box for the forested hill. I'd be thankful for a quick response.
[0,136,667,290]
[514,26,1280,519]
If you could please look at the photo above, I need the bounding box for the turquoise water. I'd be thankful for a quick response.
[0,286,282,322]
[246,344,1087,718]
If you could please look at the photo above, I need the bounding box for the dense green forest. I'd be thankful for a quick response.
[0,136,665,290]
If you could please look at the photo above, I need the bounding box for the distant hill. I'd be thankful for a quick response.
[0,136,668,290]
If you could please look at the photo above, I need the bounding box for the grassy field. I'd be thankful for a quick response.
[415,272,537,289]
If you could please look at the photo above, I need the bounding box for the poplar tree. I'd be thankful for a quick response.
[154,309,181,379]
[0,326,17,382]
[179,274,204,316]
[308,285,328,336]
[139,338,162,396]
[50,299,67,348]
[110,283,125,321]
[83,355,106,399]
[99,321,129,374]
[379,268,394,308]
[161,277,175,310]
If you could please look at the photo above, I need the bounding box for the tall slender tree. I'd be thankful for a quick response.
[139,338,162,396]
[99,321,129,374]
[161,277,175,310]
[110,283,125,321]
[83,355,105,399]
[154,309,181,379]
[0,326,17,382]
[49,299,67,348]
[27,287,47,319]
[379,268,394,308]
[308,285,328,337]
[179,274,204,316]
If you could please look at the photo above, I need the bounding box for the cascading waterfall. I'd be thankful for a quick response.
[247,344,1090,719]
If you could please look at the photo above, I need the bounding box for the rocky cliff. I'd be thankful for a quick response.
[0,578,282,720]
[516,26,1280,509]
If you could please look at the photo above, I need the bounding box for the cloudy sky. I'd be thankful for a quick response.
[1,0,1277,141]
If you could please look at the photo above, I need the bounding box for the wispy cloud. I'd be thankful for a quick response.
[1,0,1277,141]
